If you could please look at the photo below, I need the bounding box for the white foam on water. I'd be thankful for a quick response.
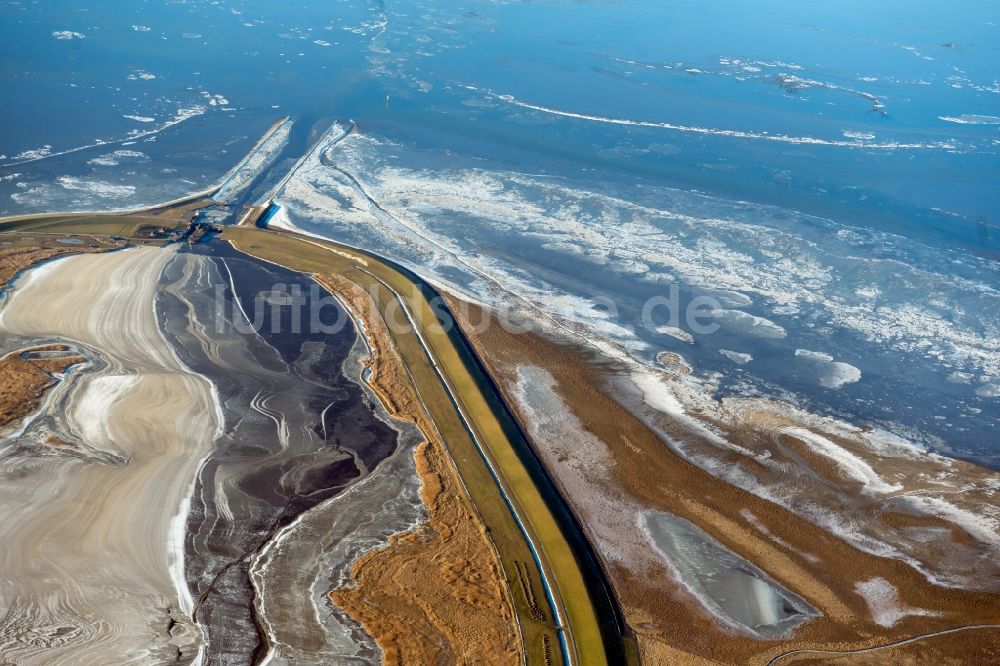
[2,105,207,168]
[56,176,136,198]
[52,30,85,40]
[469,87,962,151]
[939,114,1000,125]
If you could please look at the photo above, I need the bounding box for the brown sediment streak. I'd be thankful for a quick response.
[0,345,82,430]
[445,295,1000,665]
[315,273,522,665]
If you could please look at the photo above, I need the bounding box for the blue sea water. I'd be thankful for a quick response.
[1,0,998,461]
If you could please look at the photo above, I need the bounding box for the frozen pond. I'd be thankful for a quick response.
[642,511,820,637]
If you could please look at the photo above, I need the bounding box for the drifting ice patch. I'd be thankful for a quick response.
[713,309,787,339]
[795,349,861,389]
[655,325,694,343]
[719,349,752,364]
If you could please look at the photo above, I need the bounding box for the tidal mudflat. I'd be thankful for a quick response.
[0,234,511,664]
[0,247,218,664]
[4,0,999,662]
[451,297,1000,664]
[160,241,424,662]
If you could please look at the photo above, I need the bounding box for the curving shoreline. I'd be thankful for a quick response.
[317,272,521,664]
[0,247,219,664]
[0,204,539,665]
[4,189,995,664]
[224,226,628,665]
[444,295,1000,664]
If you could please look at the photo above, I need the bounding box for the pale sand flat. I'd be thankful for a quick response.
[0,247,218,665]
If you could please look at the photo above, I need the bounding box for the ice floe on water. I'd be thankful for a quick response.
[795,350,835,363]
[274,126,1000,458]
[9,176,151,209]
[127,69,157,81]
[697,288,753,308]
[655,325,693,343]
[268,122,1000,591]
[719,350,752,364]
[712,309,787,339]
[795,349,862,389]
[975,383,1000,398]
[55,176,136,199]
[10,145,53,162]
[86,150,147,168]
